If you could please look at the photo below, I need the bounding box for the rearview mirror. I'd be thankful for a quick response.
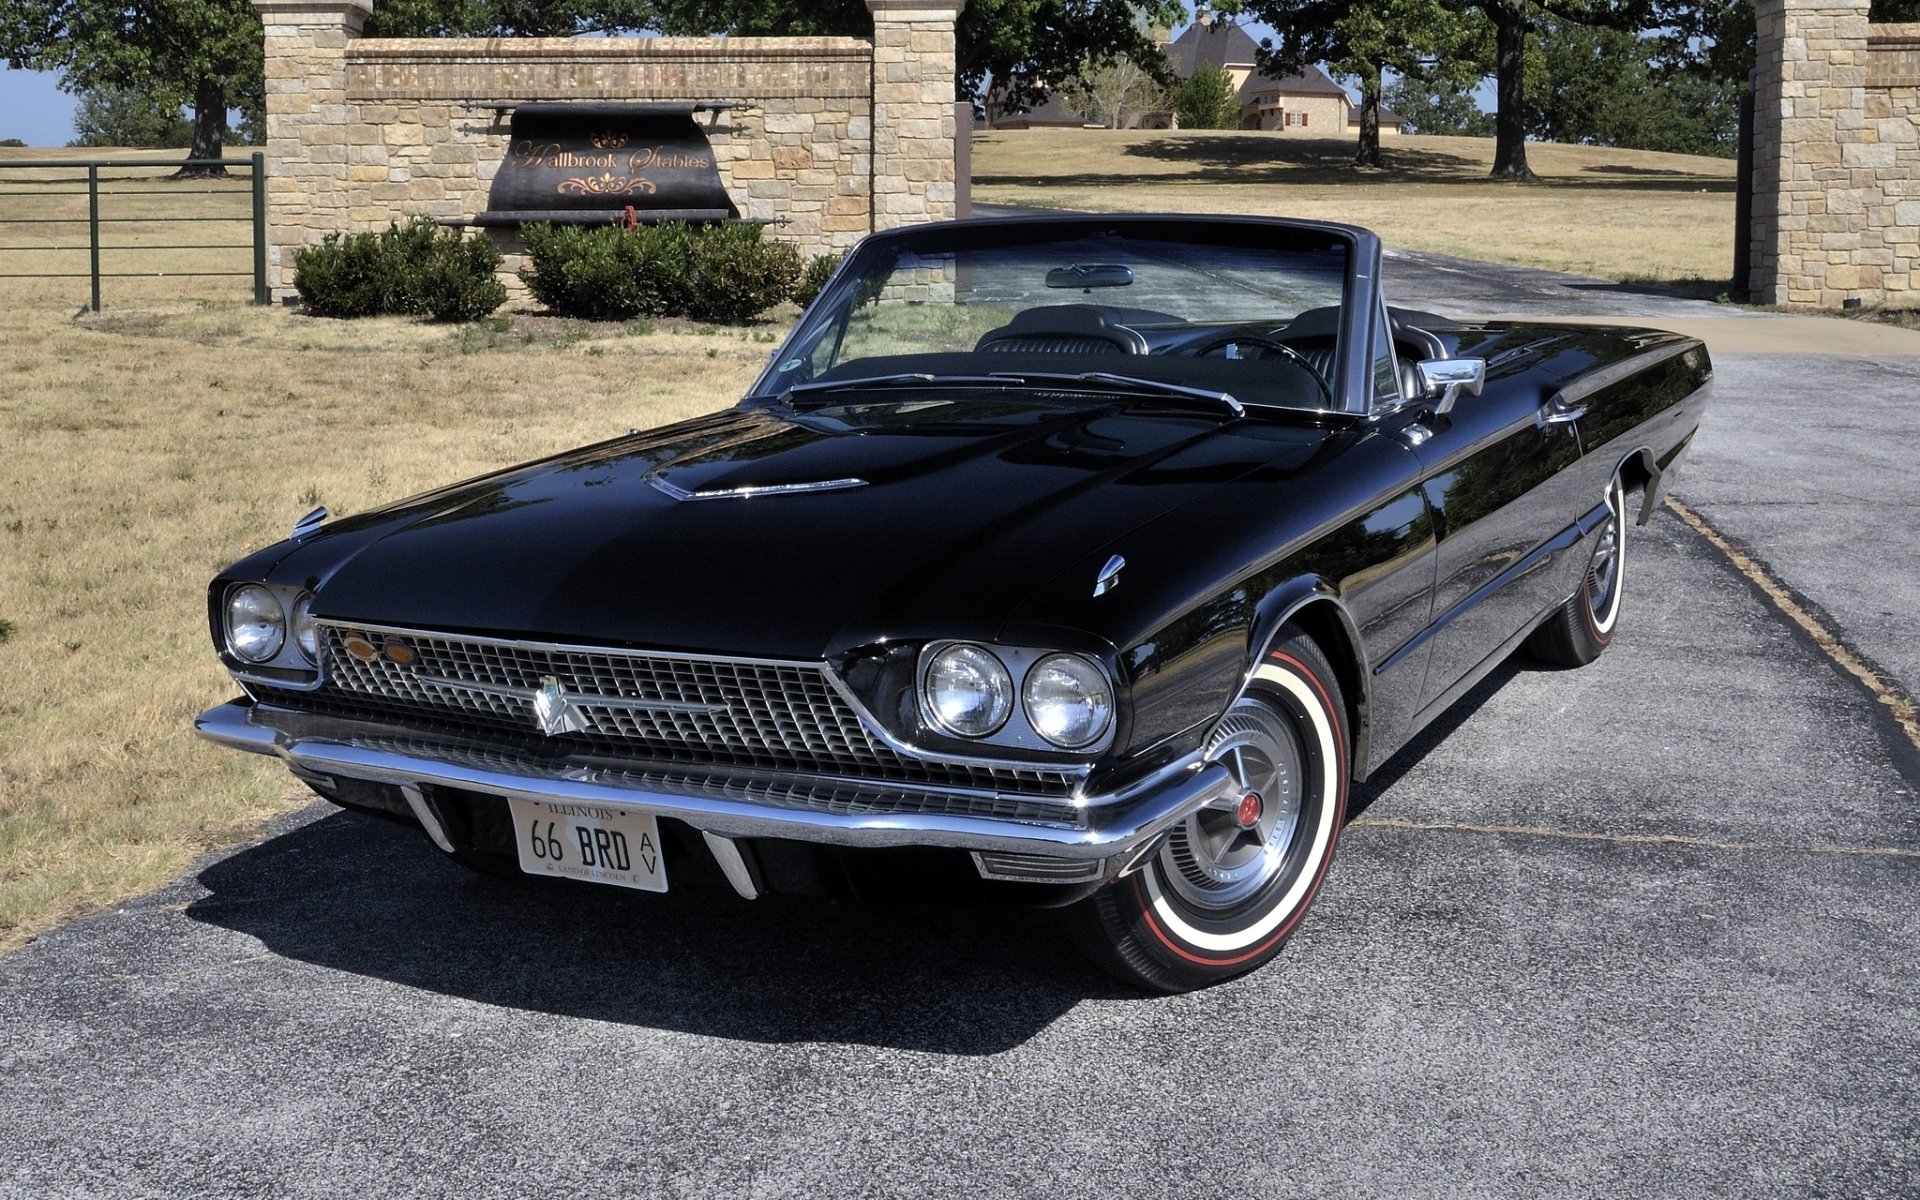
[1417,358,1486,416]
[1046,263,1134,290]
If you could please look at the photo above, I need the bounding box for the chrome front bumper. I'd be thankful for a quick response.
[195,699,1232,868]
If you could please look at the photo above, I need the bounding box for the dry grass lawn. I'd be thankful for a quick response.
[0,133,1738,950]
[0,150,769,947]
[973,130,1738,284]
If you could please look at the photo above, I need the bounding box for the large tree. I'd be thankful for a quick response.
[1527,14,1734,155]
[0,0,262,173]
[1382,73,1495,136]
[1238,0,1483,167]
[68,83,196,148]
[619,0,1185,112]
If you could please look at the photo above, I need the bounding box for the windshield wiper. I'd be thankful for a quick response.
[781,372,1008,406]
[991,371,1245,418]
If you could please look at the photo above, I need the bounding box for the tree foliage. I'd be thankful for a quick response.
[68,83,195,148]
[1060,57,1167,128]
[1526,15,1735,157]
[0,0,261,171]
[363,0,655,36]
[1381,75,1495,137]
[1173,63,1241,129]
[1236,0,1482,166]
[605,0,1185,111]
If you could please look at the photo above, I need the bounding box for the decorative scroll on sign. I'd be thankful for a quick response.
[474,103,739,227]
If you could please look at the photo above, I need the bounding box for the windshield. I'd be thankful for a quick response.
[753,220,1355,413]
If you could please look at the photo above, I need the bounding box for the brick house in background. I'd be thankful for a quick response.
[1166,17,1403,136]
[984,16,1404,135]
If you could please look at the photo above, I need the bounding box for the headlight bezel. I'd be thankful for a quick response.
[224,583,287,664]
[920,641,1016,739]
[290,591,320,663]
[1021,652,1115,750]
[915,640,1118,756]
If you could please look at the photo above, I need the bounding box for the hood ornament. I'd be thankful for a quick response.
[1093,554,1125,597]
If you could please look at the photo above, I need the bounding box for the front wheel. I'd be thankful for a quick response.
[1063,629,1349,992]
[1528,475,1630,668]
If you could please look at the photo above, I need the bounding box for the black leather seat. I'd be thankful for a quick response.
[976,305,1148,355]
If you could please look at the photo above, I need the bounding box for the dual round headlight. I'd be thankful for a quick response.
[224,584,319,665]
[923,643,1113,750]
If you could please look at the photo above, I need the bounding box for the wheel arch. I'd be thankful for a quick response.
[1249,580,1369,782]
[1614,445,1661,525]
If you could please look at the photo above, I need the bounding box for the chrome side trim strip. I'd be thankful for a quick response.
[195,700,1231,859]
[1372,498,1610,677]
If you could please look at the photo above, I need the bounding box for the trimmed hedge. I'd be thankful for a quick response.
[293,218,506,322]
[519,221,811,324]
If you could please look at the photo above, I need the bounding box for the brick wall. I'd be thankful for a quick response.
[1750,0,1920,306]
[254,0,963,298]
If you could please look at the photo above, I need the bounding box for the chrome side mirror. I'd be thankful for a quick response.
[1417,358,1486,416]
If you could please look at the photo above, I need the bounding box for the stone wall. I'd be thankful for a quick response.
[254,0,964,298]
[1750,0,1920,306]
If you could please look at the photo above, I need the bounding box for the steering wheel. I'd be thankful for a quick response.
[1187,333,1334,405]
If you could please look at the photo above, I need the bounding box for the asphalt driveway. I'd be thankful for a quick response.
[3,250,1917,1199]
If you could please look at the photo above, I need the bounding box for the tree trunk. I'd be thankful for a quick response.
[1355,65,1383,168]
[1489,2,1534,180]
[176,77,228,179]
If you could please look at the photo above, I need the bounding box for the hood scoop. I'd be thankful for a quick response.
[645,471,868,502]
[640,425,872,501]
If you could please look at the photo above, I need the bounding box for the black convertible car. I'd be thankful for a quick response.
[198,215,1711,991]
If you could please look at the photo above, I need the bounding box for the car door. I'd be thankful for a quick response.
[1405,365,1586,712]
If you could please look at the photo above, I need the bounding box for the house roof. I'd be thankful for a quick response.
[1167,20,1353,102]
[1350,104,1406,127]
[1167,19,1261,74]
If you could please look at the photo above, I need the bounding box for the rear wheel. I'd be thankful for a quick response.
[1528,475,1629,668]
[1064,628,1349,992]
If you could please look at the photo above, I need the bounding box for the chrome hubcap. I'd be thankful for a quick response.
[1161,700,1305,910]
[1588,493,1621,614]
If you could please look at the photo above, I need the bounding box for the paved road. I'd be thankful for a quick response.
[4,246,1919,1198]
[3,518,1916,1197]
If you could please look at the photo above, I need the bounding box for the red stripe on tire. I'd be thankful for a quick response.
[1137,649,1350,966]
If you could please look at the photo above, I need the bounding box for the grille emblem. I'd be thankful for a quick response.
[531,676,591,737]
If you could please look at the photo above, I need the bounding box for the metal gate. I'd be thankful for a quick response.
[0,152,267,311]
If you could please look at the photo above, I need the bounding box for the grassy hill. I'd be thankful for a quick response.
[972,130,1737,285]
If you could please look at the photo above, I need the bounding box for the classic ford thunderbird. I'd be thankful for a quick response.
[197,215,1711,991]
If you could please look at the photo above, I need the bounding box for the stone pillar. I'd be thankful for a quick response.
[254,0,372,298]
[865,0,964,229]
[1750,0,1875,307]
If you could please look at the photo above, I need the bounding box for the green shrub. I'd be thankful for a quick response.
[0,616,13,643]
[794,252,841,309]
[413,233,507,322]
[520,222,696,321]
[520,220,799,325]
[682,223,802,324]
[0,138,26,148]
[292,229,392,318]
[292,217,505,322]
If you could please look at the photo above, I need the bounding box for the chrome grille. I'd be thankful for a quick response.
[303,624,1081,797]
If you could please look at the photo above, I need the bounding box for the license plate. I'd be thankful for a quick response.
[506,797,667,892]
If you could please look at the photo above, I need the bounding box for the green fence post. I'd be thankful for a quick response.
[87,162,101,313]
[251,152,269,305]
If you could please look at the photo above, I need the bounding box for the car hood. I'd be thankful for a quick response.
[271,396,1336,659]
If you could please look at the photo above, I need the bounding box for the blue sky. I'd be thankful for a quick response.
[1,68,73,146]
